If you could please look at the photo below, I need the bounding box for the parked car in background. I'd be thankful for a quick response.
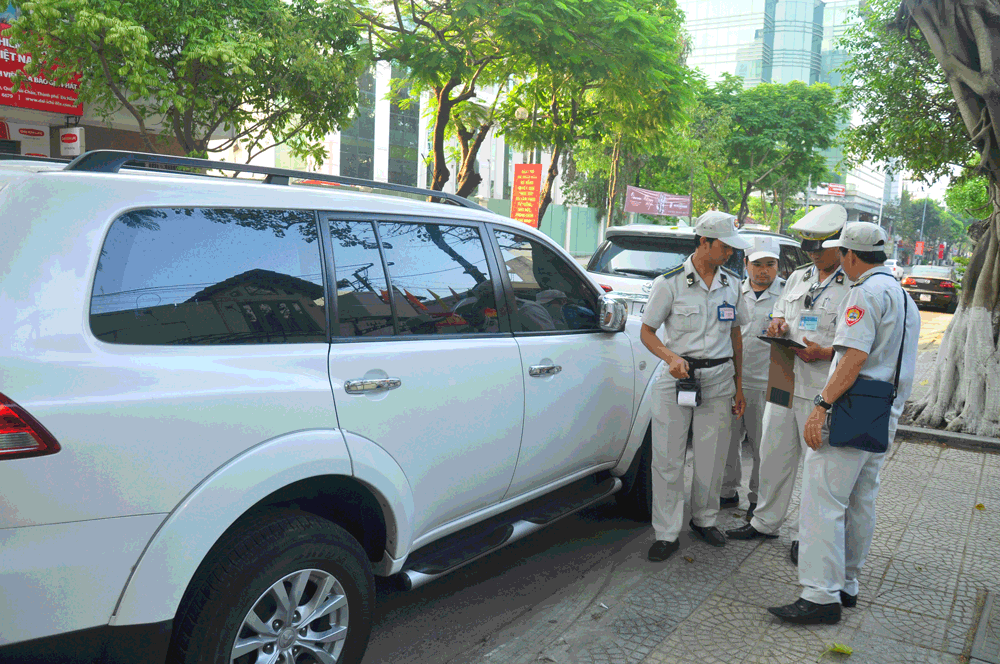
[885,258,904,280]
[0,151,665,664]
[586,224,809,314]
[902,265,961,312]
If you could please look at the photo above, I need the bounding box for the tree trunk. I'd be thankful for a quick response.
[897,0,1000,436]
[537,142,563,226]
[429,82,459,193]
[604,136,622,230]
[454,122,491,199]
[906,180,1000,437]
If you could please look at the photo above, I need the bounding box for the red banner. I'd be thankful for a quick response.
[937,243,945,260]
[0,23,82,115]
[914,241,925,256]
[510,164,542,227]
[827,183,846,196]
[623,185,691,217]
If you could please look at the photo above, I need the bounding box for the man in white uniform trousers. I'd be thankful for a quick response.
[768,222,919,624]
[720,236,785,520]
[726,205,852,562]
[640,211,752,562]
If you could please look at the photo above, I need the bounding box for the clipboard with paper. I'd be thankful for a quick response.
[759,336,803,407]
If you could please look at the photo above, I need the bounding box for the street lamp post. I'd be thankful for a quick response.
[918,197,928,265]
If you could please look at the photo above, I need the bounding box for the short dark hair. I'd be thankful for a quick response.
[839,247,888,264]
[694,234,717,247]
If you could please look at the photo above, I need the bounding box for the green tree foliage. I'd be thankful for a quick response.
[497,0,691,224]
[700,75,844,224]
[7,0,364,160]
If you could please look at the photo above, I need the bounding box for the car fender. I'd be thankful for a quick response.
[613,357,665,476]
[341,430,415,572]
[111,429,358,627]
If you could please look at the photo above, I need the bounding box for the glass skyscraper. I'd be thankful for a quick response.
[678,0,886,219]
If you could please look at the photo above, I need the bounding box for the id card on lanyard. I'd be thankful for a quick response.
[718,303,736,322]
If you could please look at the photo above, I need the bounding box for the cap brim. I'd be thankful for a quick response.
[748,251,780,263]
[719,234,753,250]
[822,238,844,248]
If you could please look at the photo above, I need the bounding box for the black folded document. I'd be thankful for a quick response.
[757,335,806,349]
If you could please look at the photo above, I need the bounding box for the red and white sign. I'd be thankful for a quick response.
[827,183,846,196]
[937,243,945,260]
[624,185,691,217]
[510,164,542,228]
[0,22,82,115]
[59,126,83,156]
[914,241,925,256]
[0,119,50,156]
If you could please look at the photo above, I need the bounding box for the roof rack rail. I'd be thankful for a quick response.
[0,154,71,164]
[64,150,489,212]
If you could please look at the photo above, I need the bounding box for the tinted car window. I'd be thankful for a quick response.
[587,234,693,279]
[778,243,808,279]
[911,266,954,278]
[495,230,598,332]
[91,208,326,345]
[378,221,499,336]
[329,219,393,338]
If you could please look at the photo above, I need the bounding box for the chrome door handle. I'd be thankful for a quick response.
[529,365,562,377]
[344,378,402,394]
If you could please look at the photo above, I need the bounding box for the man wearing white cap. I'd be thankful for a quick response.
[727,204,852,563]
[640,211,751,561]
[720,236,785,520]
[768,221,919,624]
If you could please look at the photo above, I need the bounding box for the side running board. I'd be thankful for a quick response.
[398,475,621,591]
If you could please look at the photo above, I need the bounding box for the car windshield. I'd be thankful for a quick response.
[911,265,953,278]
[588,234,744,279]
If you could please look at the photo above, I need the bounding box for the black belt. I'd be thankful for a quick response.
[681,356,732,370]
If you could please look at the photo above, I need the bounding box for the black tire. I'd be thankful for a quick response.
[169,509,375,664]
[615,428,652,522]
[946,300,958,314]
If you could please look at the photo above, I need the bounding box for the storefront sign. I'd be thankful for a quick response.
[914,241,925,256]
[624,185,691,217]
[0,22,82,115]
[510,164,542,228]
[937,243,945,260]
[59,126,83,156]
[0,119,50,156]
[827,183,846,196]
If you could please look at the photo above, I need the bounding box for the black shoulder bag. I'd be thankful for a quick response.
[827,277,908,454]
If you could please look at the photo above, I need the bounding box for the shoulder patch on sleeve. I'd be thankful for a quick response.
[845,306,865,326]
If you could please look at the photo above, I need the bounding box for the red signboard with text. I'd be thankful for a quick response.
[510,164,543,228]
[624,185,691,217]
[0,23,82,115]
[914,241,925,256]
[937,243,945,260]
[827,183,846,196]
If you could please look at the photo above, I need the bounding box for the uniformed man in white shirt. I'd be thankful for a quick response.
[721,236,785,520]
[727,205,852,560]
[640,211,751,562]
[768,222,919,625]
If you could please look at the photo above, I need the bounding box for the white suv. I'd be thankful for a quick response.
[0,151,663,664]
[587,224,809,314]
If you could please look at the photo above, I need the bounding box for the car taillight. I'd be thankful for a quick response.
[901,277,915,285]
[939,281,954,288]
[0,392,61,460]
[600,284,614,292]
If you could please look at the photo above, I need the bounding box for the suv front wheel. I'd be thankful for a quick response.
[169,509,375,664]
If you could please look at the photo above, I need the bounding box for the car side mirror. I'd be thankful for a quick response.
[598,294,628,332]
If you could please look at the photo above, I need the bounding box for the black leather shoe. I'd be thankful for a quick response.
[647,540,679,562]
[790,540,799,565]
[689,520,726,547]
[725,522,777,540]
[768,598,841,625]
[745,502,756,520]
[840,591,857,608]
[720,493,739,508]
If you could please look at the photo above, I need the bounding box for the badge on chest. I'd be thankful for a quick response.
[718,303,736,321]
[799,314,819,331]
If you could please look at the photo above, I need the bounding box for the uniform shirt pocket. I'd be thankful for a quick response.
[671,304,701,332]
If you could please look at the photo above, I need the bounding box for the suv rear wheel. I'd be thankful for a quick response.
[615,429,652,522]
[169,509,375,664]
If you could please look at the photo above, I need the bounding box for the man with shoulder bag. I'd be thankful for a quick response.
[768,222,920,625]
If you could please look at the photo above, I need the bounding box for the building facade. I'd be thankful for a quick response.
[678,0,889,222]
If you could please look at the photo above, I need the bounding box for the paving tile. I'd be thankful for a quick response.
[831,631,966,663]
[884,556,959,594]
[939,447,987,465]
[738,542,799,586]
[859,604,949,651]
[959,554,1000,591]
[715,572,802,609]
[669,596,769,663]
[896,442,942,458]
[900,527,968,553]
[925,479,980,497]
[875,581,956,620]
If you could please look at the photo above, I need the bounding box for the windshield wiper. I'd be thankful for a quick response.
[612,267,661,278]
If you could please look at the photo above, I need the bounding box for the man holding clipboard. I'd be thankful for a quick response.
[726,205,852,565]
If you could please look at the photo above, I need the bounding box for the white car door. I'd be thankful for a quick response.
[490,228,634,497]
[324,216,523,541]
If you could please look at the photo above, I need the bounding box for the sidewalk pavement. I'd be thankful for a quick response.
[480,437,1000,664]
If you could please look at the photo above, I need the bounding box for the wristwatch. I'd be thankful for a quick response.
[814,394,832,410]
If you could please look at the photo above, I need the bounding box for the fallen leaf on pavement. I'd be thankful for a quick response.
[976,503,985,511]
[683,556,694,563]
[829,643,853,655]
[920,379,929,386]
